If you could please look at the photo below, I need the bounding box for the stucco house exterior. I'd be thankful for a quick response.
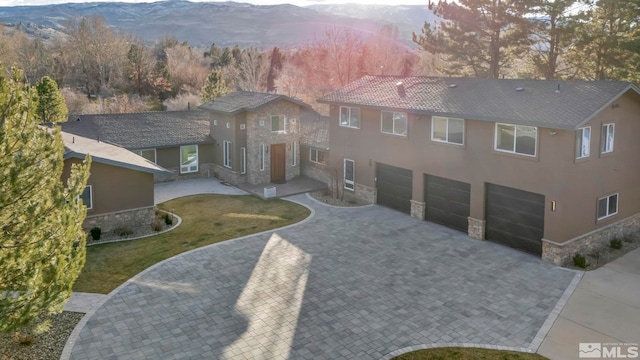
[61,111,214,181]
[61,131,170,233]
[199,91,320,185]
[318,75,640,264]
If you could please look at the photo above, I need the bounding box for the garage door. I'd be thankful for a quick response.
[376,163,412,214]
[485,183,545,256]
[424,174,470,232]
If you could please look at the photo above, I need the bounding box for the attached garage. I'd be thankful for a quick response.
[424,174,471,232]
[376,163,413,214]
[485,183,545,256]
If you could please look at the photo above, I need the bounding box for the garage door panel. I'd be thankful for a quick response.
[485,184,545,256]
[376,163,413,214]
[424,175,471,233]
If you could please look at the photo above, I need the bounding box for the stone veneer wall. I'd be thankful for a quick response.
[410,201,425,220]
[154,163,215,183]
[542,212,640,265]
[245,101,301,185]
[83,206,156,234]
[301,163,331,185]
[211,163,245,184]
[467,217,485,240]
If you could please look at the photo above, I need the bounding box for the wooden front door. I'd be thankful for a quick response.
[270,143,286,183]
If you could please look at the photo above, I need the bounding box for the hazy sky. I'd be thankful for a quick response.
[3,0,431,6]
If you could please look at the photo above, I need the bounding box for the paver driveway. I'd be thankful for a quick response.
[67,194,578,360]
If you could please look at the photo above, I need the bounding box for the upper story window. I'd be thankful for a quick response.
[576,127,591,159]
[271,115,286,132]
[381,111,407,136]
[601,123,615,154]
[495,123,537,157]
[597,193,618,220]
[339,106,361,129]
[432,116,464,145]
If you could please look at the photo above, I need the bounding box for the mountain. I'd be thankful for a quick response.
[0,1,436,48]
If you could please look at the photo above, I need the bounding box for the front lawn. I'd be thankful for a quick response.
[392,348,547,360]
[73,195,310,294]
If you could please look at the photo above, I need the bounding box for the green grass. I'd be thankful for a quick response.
[392,348,547,360]
[73,195,310,294]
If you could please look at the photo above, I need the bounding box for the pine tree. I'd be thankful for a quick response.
[36,76,67,124]
[0,66,91,333]
[200,69,229,102]
[413,0,534,78]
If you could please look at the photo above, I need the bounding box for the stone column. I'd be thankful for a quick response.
[410,200,425,221]
[467,217,485,240]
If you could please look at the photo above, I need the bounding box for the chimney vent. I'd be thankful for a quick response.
[396,81,406,98]
[555,84,561,93]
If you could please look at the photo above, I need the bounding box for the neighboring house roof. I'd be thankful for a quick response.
[299,108,329,150]
[61,111,213,149]
[199,91,312,115]
[317,76,640,130]
[62,131,170,175]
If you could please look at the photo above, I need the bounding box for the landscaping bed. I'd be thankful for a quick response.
[566,233,640,270]
[309,189,370,207]
[392,347,547,360]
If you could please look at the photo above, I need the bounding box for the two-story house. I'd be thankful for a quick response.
[318,76,640,264]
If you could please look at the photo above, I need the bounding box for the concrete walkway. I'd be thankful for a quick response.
[154,177,248,204]
[538,247,640,360]
[64,193,578,360]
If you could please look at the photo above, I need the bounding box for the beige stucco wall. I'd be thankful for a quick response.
[327,90,640,245]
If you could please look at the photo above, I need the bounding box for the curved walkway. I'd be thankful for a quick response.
[65,193,578,360]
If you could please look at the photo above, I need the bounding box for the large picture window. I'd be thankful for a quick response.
[344,159,355,191]
[432,116,464,145]
[601,123,615,154]
[180,145,198,173]
[597,193,618,220]
[271,115,286,132]
[495,123,537,157]
[381,111,407,136]
[339,106,361,129]
[223,141,232,168]
[576,127,591,159]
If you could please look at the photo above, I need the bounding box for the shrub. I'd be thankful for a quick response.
[152,219,163,232]
[573,253,588,269]
[90,227,101,240]
[610,238,623,250]
[164,213,173,225]
[113,227,133,237]
[16,334,35,346]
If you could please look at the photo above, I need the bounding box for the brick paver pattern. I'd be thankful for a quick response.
[70,194,577,359]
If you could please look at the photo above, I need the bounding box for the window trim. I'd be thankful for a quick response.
[80,185,92,210]
[431,116,464,145]
[310,149,325,164]
[576,126,591,159]
[135,148,157,163]
[180,145,199,174]
[241,147,246,174]
[339,106,361,129]
[344,158,355,191]
[223,141,232,168]
[380,111,408,136]
[494,123,537,157]
[597,193,619,220]
[601,123,615,154]
[260,144,265,171]
[271,115,287,133]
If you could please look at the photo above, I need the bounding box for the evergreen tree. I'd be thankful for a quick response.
[0,66,91,333]
[36,76,67,124]
[413,0,534,78]
[200,69,229,102]
[266,47,284,93]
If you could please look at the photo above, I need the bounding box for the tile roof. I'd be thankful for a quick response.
[199,91,311,114]
[318,76,640,130]
[62,131,169,175]
[299,109,329,150]
[61,111,213,149]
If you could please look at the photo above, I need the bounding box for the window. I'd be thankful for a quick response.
[601,123,615,154]
[381,111,407,136]
[213,120,218,126]
[597,193,618,220]
[271,115,286,132]
[339,106,361,129]
[135,148,156,163]
[310,149,325,164]
[260,144,265,171]
[240,124,246,130]
[495,123,537,156]
[576,127,591,159]
[241,147,246,174]
[180,145,198,173]
[226,123,230,128]
[79,185,92,210]
[291,141,297,166]
[432,116,464,145]
[223,140,232,168]
[344,159,355,191]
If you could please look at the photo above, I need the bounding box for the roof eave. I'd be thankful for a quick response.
[65,152,171,175]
